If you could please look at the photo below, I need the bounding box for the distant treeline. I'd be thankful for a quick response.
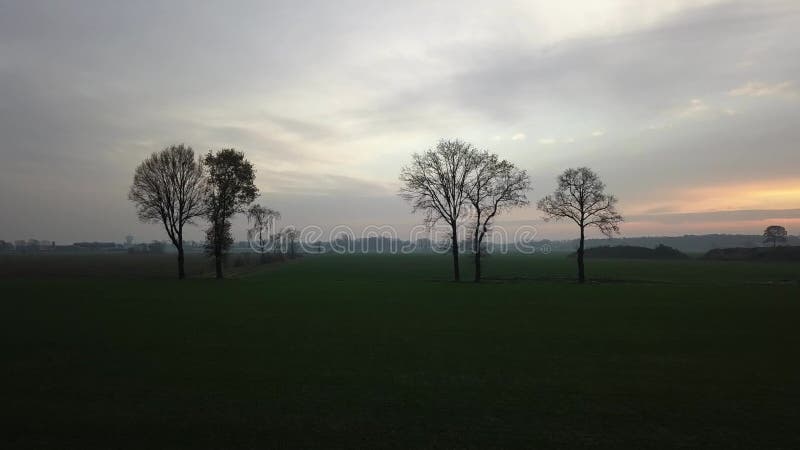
[703,246,800,261]
[537,234,800,254]
[3,234,798,255]
[0,239,180,254]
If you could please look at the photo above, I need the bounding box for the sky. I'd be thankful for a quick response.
[1,0,799,244]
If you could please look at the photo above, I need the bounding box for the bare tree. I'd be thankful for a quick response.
[284,227,299,258]
[467,151,531,282]
[400,139,478,281]
[537,167,622,283]
[763,225,788,248]
[272,232,285,258]
[128,144,207,279]
[247,204,280,263]
[203,149,258,279]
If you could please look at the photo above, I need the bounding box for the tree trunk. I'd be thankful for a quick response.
[451,225,460,282]
[214,252,223,279]
[259,232,267,264]
[474,228,482,283]
[474,248,481,283]
[177,244,185,280]
[214,224,224,279]
[577,225,585,283]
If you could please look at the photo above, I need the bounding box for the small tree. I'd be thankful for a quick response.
[467,151,530,282]
[247,204,280,263]
[128,144,207,279]
[271,232,285,258]
[763,225,788,248]
[284,227,299,258]
[400,139,479,281]
[537,167,622,283]
[203,149,258,279]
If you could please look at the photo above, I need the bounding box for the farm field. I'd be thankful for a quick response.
[2,253,799,449]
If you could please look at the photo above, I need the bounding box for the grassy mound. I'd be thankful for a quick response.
[572,244,689,260]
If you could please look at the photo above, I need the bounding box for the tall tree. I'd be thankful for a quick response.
[246,204,280,263]
[128,144,207,279]
[467,151,531,282]
[763,225,788,248]
[203,149,258,279]
[400,139,478,281]
[537,167,622,283]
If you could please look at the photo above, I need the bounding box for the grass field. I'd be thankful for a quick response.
[2,253,799,449]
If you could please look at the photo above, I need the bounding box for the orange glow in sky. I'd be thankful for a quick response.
[629,178,800,216]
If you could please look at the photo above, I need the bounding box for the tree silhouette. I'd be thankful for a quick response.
[128,144,207,279]
[763,225,788,248]
[283,227,299,258]
[247,204,280,263]
[203,149,258,279]
[537,167,622,283]
[400,139,479,281]
[467,151,530,282]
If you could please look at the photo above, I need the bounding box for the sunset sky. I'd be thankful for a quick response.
[1,0,799,242]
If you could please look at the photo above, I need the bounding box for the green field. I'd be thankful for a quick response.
[2,254,799,449]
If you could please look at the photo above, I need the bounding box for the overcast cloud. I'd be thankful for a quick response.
[1,0,799,242]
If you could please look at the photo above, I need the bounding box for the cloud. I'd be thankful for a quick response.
[403,1,800,125]
[676,99,710,118]
[1,0,800,241]
[645,122,673,131]
[728,81,798,98]
[537,138,555,144]
[258,169,395,197]
[658,98,739,125]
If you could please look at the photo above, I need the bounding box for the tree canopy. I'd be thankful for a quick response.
[399,139,479,281]
[128,144,207,279]
[203,148,258,278]
[538,167,622,282]
[763,225,788,247]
